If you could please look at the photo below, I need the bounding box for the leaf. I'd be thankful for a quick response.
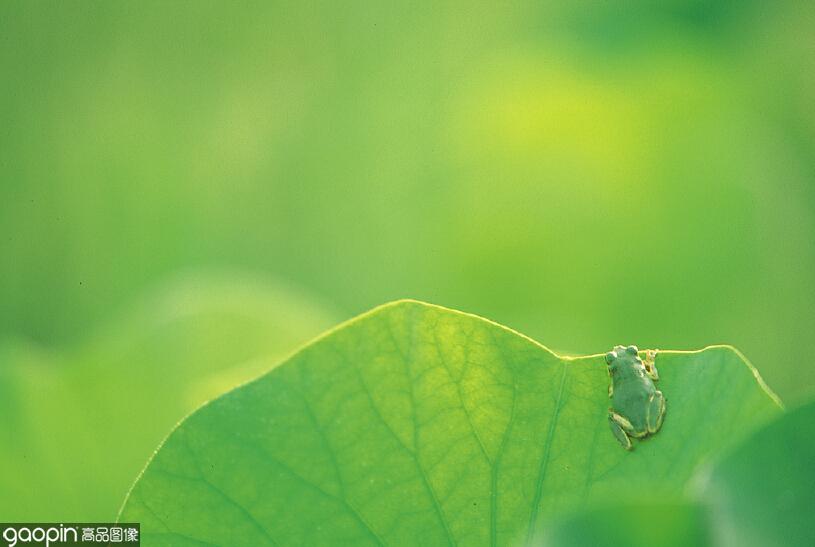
[0,272,336,521]
[120,300,781,546]
[695,399,815,547]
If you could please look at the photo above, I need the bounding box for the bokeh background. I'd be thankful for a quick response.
[2,0,814,521]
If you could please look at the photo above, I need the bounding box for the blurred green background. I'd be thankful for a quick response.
[2,0,814,521]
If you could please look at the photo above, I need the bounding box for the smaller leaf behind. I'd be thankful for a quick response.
[534,501,712,547]
[696,399,815,547]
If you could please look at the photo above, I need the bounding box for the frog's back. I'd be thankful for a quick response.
[611,379,653,429]
[611,366,656,432]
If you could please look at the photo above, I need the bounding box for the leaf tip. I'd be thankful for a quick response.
[699,345,785,410]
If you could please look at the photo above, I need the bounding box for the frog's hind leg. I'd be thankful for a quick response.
[646,390,666,434]
[608,410,633,450]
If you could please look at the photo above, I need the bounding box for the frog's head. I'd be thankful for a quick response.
[605,345,640,366]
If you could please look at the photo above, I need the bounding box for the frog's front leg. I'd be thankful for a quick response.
[608,410,633,450]
[646,390,666,434]
[643,349,659,381]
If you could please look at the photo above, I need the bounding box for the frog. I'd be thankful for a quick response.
[605,345,666,450]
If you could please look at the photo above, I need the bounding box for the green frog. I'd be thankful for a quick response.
[605,345,666,450]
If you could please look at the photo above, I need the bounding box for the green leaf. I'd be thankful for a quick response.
[121,300,781,545]
[696,399,815,547]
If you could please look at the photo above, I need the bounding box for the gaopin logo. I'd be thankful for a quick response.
[0,524,139,546]
[2,526,77,547]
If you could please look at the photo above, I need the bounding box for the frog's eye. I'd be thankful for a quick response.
[626,345,639,355]
[605,351,616,365]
